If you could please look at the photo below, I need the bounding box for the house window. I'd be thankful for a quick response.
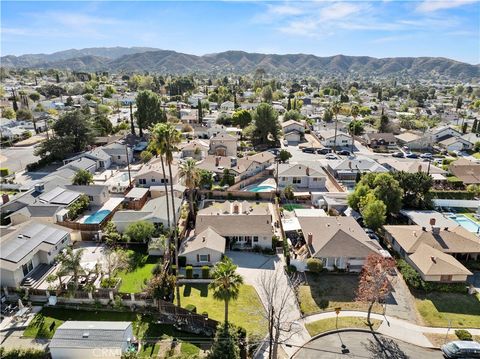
[199,255,209,262]
[253,236,258,242]
[293,177,301,184]
[312,178,318,182]
[151,178,156,183]
[22,260,34,276]
[117,156,121,159]
[88,196,94,201]
[440,275,452,282]
[139,179,146,185]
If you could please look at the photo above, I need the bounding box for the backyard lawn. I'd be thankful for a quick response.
[180,283,267,338]
[415,291,480,328]
[305,317,381,336]
[117,250,158,293]
[298,273,383,315]
[24,307,207,358]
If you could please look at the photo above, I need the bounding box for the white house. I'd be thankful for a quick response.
[179,227,226,266]
[0,221,72,288]
[439,137,473,152]
[317,129,351,148]
[282,120,305,145]
[277,163,327,190]
[220,101,235,111]
[49,321,134,359]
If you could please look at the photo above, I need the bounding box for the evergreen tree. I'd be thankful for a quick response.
[472,119,478,133]
[287,97,291,111]
[11,90,18,112]
[198,99,203,123]
[207,324,240,359]
[56,73,60,83]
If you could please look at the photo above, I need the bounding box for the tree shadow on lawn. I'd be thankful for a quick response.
[181,284,209,298]
[305,273,362,310]
[414,291,480,316]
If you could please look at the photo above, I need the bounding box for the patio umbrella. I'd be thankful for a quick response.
[18,299,24,309]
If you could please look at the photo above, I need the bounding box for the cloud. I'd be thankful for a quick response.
[319,2,361,22]
[416,0,477,13]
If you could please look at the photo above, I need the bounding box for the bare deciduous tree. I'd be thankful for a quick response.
[103,247,128,278]
[257,267,302,359]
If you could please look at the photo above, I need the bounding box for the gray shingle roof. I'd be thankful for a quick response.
[50,321,132,349]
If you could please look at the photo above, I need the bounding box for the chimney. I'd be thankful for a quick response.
[307,232,313,246]
[1,194,9,204]
[306,167,310,176]
[215,156,220,167]
[233,203,240,214]
[429,218,436,226]
[202,236,206,242]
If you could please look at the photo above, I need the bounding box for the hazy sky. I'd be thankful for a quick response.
[2,1,479,64]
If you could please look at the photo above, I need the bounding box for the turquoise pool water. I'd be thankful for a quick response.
[449,214,480,233]
[84,209,111,224]
[249,185,275,192]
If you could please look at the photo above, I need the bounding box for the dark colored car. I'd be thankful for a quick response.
[405,152,419,159]
[441,341,480,358]
[317,147,332,155]
[338,150,351,156]
[392,152,404,158]
[302,147,316,153]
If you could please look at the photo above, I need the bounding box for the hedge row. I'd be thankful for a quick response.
[397,259,467,293]
[430,190,475,200]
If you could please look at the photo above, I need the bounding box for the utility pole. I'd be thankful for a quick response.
[125,144,132,188]
[129,103,135,136]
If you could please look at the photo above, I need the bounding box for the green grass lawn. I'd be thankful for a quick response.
[472,152,480,159]
[117,250,158,293]
[462,212,480,224]
[282,204,305,211]
[298,273,383,315]
[415,291,480,328]
[305,317,381,336]
[180,283,267,338]
[24,307,207,358]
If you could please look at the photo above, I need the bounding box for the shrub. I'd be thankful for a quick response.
[202,266,210,279]
[318,299,329,310]
[171,265,177,275]
[202,311,208,318]
[455,329,473,341]
[100,277,118,288]
[287,265,297,273]
[151,264,162,276]
[178,256,187,267]
[430,190,474,200]
[0,347,48,359]
[0,168,9,177]
[306,258,323,273]
[185,304,197,313]
[186,266,193,279]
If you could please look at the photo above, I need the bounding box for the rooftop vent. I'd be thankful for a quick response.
[82,332,89,338]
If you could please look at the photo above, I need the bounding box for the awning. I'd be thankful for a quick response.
[282,217,301,231]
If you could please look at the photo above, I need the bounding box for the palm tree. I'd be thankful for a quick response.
[56,247,85,289]
[209,257,244,324]
[179,158,199,220]
[331,100,341,153]
[350,104,360,155]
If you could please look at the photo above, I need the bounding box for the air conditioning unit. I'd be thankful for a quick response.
[34,183,45,193]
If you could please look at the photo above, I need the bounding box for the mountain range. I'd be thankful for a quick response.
[2,47,479,80]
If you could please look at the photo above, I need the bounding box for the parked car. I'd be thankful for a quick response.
[338,150,351,156]
[325,154,338,160]
[420,153,433,159]
[282,140,288,146]
[364,228,374,235]
[302,147,316,153]
[441,341,480,358]
[317,147,332,155]
[392,152,404,158]
[405,152,419,159]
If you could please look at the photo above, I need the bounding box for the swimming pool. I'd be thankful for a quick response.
[448,214,480,233]
[248,185,276,192]
[84,209,111,224]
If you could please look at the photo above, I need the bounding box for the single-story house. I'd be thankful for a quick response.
[439,136,473,152]
[0,221,72,288]
[179,226,226,266]
[64,185,110,207]
[49,321,134,359]
[277,163,327,190]
[327,158,388,182]
[209,133,237,157]
[363,133,397,149]
[282,120,305,145]
[298,216,382,272]
[180,139,209,160]
[195,200,273,250]
[449,158,480,184]
[395,132,432,150]
[134,158,180,187]
[6,204,62,226]
[317,129,351,148]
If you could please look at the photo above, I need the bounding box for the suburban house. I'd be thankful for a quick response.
[134,157,180,187]
[298,216,382,272]
[59,157,97,174]
[383,221,479,282]
[395,132,432,150]
[317,129,351,148]
[327,158,388,182]
[6,204,62,226]
[179,227,226,266]
[208,132,237,157]
[281,120,305,145]
[449,158,480,184]
[111,196,182,232]
[363,133,397,149]
[0,221,72,288]
[439,136,473,152]
[180,139,209,160]
[378,158,448,176]
[63,143,133,170]
[220,101,235,111]
[430,126,463,142]
[195,200,274,250]
[49,321,134,359]
[276,163,327,191]
[64,185,110,206]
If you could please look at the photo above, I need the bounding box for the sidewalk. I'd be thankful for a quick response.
[302,310,480,348]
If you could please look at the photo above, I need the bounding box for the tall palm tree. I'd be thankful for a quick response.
[56,247,85,289]
[179,158,199,220]
[331,100,341,153]
[350,104,360,155]
[209,257,244,324]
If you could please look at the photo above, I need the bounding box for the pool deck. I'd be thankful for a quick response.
[241,178,277,192]
[77,197,124,223]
